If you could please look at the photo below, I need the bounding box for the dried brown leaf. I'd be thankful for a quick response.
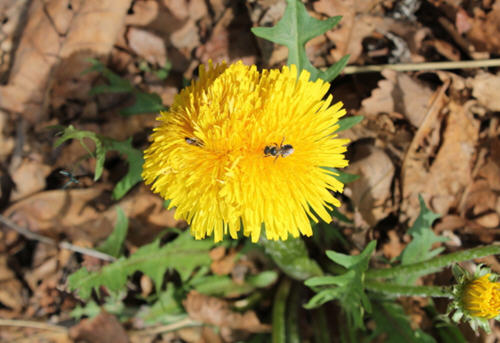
[345,144,395,227]
[467,2,500,54]
[69,311,129,343]
[402,100,479,219]
[0,0,132,122]
[127,28,167,66]
[0,255,24,312]
[469,72,500,112]
[183,291,270,333]
[361,70,433,127]
[9,154,51,201]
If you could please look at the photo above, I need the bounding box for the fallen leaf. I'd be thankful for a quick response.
[345,143,395,227]
[127,28,167,66]
[382,230,404,260]
[3,186,110,242]
[211,248,237,276]
[125,0,159,26]
[0,0,132,122]
[9,154,52,201]
[402,99,479,220]
[69,311,129,343]
[0,111,15,161]
[361,70,434,127]
[468,72,500,112]
[162,0,189,20]
[455,8,472,35]
[467,2,500,53]
[0,255,24,312]
[183,290,270,333]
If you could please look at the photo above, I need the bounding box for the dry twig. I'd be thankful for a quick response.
[0,214,116,262]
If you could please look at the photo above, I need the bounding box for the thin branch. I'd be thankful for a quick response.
[0,319,68,333]
[130,317,202,336]
[0,214,116,262]
[343,58,500,74]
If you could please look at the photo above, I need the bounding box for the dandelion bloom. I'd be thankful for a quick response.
[461,274,500,319]
[142,61,349,242]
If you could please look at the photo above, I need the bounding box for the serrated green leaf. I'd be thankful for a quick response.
[138,283,186,325]
[304,272,353,288]
[251,0,346,81]
[336,115,364,133]
[305,242,376,329]
[326,240,376,270]
[369,301,436,343]
[97,206,128,258]
[396,195,447,284]
[54,126,143,199]
[68,231,213,300]
[192,271,278,297]
[261,236,323,280]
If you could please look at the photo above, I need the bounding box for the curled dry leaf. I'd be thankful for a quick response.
[402,100,479,220]
[345,144,395,227]
[183,290,270,333]
[361,70,433,127]
[69,311,129,343]
[468,72,500,112]
[0,0,132,122]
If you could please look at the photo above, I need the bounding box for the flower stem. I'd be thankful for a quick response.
[366,244,500,280]
[365,280,453,298]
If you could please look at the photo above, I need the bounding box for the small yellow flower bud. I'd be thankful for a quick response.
[461,274,500,319]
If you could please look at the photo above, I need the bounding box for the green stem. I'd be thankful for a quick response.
[366,244,500,280]
[272,278,291,343]
[365,280,453,298]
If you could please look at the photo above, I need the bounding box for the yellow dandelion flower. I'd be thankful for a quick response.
[142,61,349,242]
[461,274,500,319]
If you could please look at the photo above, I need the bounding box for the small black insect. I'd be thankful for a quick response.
[185,137,204,147]
[264,138,294,160]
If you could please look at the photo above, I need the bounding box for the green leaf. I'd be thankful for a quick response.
[251,0,346,81]
[97,206,128,258]
[336,115,364,133]
[54,126,143,199]
[137,283,186,325]
[369,301,436,343]
[54,125,105,180]
[322,167,359,184]
[86,58,167,115]
[260,236,323,280]
[396,195,447,284]
[305,241,377,329]
[108,138,144,200]
[68,231,213,300]
[86,59,134,94]
[191,271,278,297]
[326,240,376,270]
[119,91,167,116]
